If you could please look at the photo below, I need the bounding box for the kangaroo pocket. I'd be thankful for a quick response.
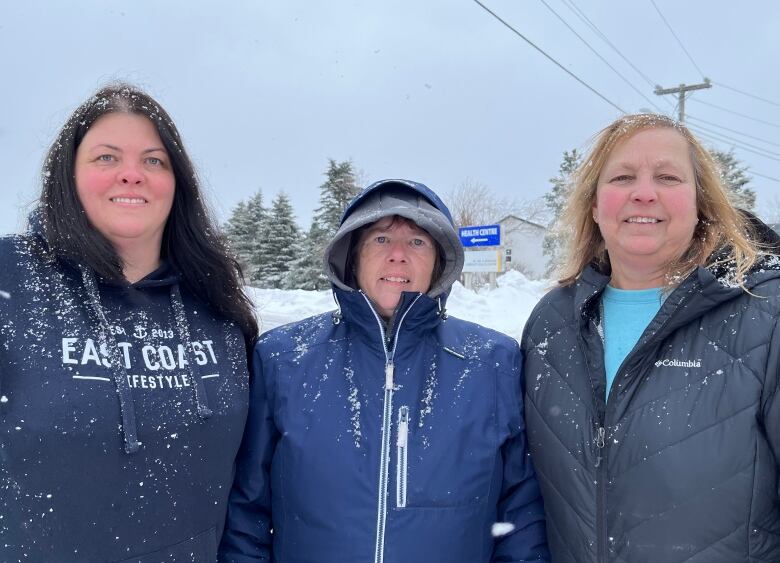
[118,527,217,563]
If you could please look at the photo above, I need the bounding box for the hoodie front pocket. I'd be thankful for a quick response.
[396,405,409,508]
[118,526,217,562]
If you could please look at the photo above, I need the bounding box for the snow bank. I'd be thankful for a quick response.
[446,270,548,342]
[248,270,549,342]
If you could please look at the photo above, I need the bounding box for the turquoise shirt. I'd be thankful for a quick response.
[602,285,663,399]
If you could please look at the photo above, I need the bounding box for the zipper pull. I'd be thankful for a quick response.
[397,407,409,448]
[385,362,395,390]
[594,426,606,468]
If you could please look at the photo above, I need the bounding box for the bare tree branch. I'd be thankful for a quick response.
[444,178,546,227]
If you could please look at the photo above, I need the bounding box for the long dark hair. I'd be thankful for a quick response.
[39,83,258,342]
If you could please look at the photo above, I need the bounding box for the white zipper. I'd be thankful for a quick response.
[362,292,422,563]
[375,360,394,563]
[396,406,410,508]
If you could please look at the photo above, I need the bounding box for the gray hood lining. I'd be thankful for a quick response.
[323,185,464,299]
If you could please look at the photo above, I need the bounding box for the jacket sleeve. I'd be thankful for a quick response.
[492,342,551,563]
[218,344,279,563]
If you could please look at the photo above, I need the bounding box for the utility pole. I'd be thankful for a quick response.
[654,78,711,123]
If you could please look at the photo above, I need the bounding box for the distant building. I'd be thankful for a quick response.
[497,215,548,279]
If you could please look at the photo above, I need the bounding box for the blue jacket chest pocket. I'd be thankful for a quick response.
[394,400,499,509]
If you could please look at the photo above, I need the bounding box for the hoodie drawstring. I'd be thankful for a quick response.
[80,267,141,454]
[169,284,213,419]
[332,291,343,325]
[436,296,448,320]
[79,269,213,454]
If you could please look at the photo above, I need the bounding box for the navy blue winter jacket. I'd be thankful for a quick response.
[219,180,548,563]
[0,232,249,562]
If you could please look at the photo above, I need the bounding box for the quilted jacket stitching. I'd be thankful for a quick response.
[619,460,753,538]
[526,397,593,474]
[611,399,759,478]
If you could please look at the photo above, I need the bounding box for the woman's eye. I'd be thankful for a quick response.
[610,174,632,183]
[659,174,681,184]
[146,157,164,166]
[411,238,426,247]
[97,154,115,162]
[375,236,387,244]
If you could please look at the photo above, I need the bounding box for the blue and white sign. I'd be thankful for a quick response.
[459,224,501,247]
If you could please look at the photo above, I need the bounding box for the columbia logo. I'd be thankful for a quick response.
[654,358,702,368]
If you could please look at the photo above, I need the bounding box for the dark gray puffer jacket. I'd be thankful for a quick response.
[522,256,780,563]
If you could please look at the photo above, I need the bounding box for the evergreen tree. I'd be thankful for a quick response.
[709,149,755,211]
[245,191,270,285]
[312,159,361,239]
[287,159,361,290]
[257,192,300,289]
[543,149,582,277]
[284,228,327,290]
[224,190,268,286]
[224,200,253,274]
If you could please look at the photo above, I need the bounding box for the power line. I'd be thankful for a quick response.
[712,81,780,109]
[654,80,711,123]
[688,123,780,159]
[537,0,666,113]
[690,129,780,183]
[470,0,625,113]
[750,170,780,183]
[648,0,705,78]
[690,126,780,163]
[558,0,662,94]
[690,98,780,130]
[691,126,780,162]
[687,115,780,149]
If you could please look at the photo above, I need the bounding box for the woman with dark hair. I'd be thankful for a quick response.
[0,83,258,562]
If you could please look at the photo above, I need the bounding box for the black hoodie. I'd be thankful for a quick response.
[0,231,249,562]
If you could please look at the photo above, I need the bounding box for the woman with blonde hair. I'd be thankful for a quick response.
[523,113,780,562]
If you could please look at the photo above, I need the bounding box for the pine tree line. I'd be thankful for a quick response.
[225,159,361,289]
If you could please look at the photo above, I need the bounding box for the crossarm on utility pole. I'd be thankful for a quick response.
[654,79,712,123]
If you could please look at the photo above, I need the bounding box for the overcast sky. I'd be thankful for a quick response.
[1,1,778,233]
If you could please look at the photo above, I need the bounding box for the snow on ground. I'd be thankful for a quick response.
[248,270,549,342]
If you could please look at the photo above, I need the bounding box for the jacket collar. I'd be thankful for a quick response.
[333,286,444,356]
[574,253,780,334]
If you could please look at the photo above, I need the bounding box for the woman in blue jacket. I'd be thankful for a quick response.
[219,180,549,563]
[0,83,258,561]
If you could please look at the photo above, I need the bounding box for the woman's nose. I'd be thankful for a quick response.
[386,240,408,262]
[119,164,143,185]
[631,177,657,202]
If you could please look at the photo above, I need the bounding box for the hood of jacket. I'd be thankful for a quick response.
[323,179,464,302]
[27,206,180,290]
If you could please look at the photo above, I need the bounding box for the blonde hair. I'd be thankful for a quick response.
[555,113,759,288]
